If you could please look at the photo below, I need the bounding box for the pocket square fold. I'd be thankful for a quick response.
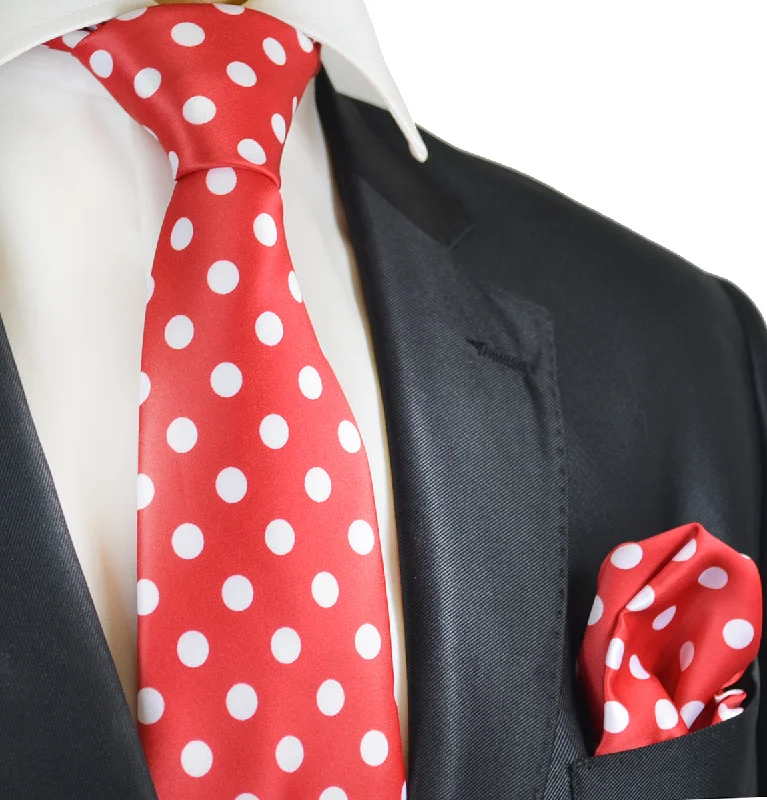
[577,522,762,756]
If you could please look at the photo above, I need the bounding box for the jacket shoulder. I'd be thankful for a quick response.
[352,96,760,356]
[420,118,756,344]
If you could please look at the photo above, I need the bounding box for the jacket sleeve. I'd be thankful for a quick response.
[716,276,766,795]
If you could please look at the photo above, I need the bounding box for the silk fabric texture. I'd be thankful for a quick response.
[48,5,406,799]
[579,522,762,756]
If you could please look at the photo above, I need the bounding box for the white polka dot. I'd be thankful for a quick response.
[172,523,204,560]
[680,640,695,671]
[629,654,651,680]
[177,631,209,667]
[139,372,151,405]
[134,67,162,98]
[206,167,237,195]
[297,30,314,52]
[168,151,179,179]
[170,217,193,250]
[271,627,301,663]
[288,270,303,302]
[137,579,159,616]
[355,623,381,659]
[263,37,287,65]
[626,584,655,611]
[62,31,89,48]
[165,315,194,349]
[305,467,331,502]
[681,700,705,729]
[348,519,375,555]
[319,789,348,800]
[222,575,254,611]
[610,543,643,569]
[672,538,697,561]
[214,2,245,13]
[237,138,267,165]
[226,683,258,720]
[401,783,407,800]
[260,414,289,449]
[235,796,258,800]
[360,731,388,766]
[216,467,247,503]
[316,679,345,716]
[265,519,295,555]
[183,96,216,125]
[171,22,205,47]
[271,113,286,143]
[117,8,146,20]
[254,213,278,246]
[166,417,197,453]
[275,735,303,772]
[655,698,679,730]
[181,740,212,777]
[603,701,630,734]
[338,420,362,453]
[715,688,746,702]
[699,566,729,589]
[207,260,239,295]
[227,61,257,87]
[89,50,113,78]
[299,365,322,398]
[211,362,243,397]
[723,619,755,650]
[255,311,283,345]
[718,703,745,722]
[605,638,624,670]
[652,605,677,630]
[137,687,164,724]
[137,473,155,510]
[587,595,604,626]
[312,572,339,608]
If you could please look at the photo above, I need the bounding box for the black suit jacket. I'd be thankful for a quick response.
[0,66,763,799]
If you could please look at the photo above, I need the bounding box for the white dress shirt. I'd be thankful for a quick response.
[0,0,428,764]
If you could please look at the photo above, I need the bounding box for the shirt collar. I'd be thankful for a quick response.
[0,0,428,162]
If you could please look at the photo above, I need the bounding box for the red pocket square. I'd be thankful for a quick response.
[577,522,762,756]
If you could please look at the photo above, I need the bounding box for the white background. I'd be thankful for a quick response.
[364,0,767,310]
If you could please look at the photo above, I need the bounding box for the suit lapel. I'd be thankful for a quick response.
[0,318,157,797]
[316,67,570,799]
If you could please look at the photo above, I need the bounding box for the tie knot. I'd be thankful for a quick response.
[66,5,321,183]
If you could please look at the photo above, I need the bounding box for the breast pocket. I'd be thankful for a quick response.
[569,664,760,800]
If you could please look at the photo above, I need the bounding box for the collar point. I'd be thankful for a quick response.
[410,137,429,163]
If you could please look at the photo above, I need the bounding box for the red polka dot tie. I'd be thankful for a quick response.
[47,6,406,798]
[578,522,762,755]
